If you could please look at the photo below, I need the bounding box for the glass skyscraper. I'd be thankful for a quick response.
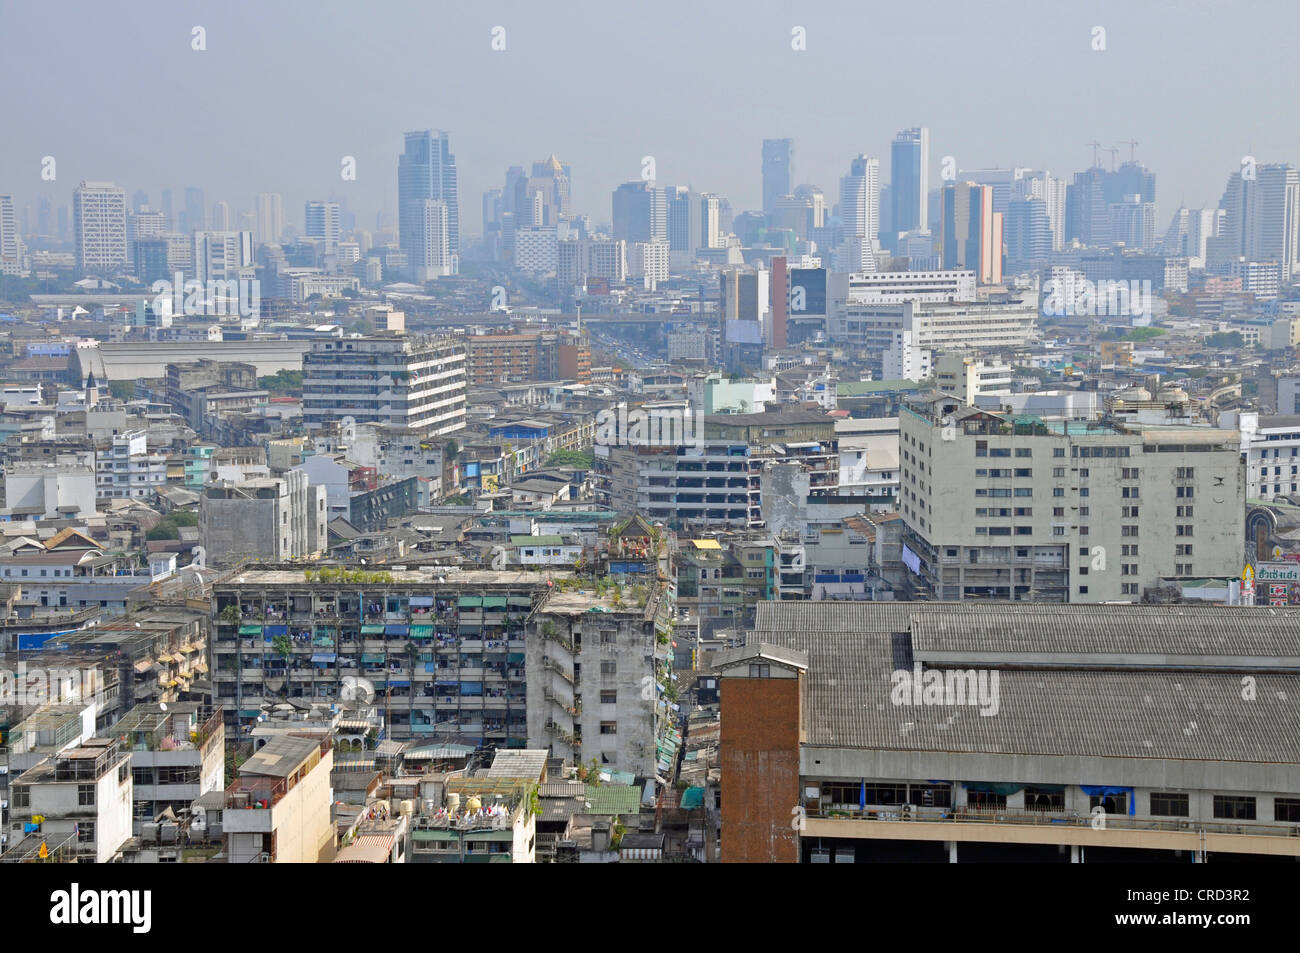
[889,127,930,246]
[399,130,459,278]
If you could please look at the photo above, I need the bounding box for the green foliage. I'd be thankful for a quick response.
[1206,331,1244,349]
[1125,326,1166,342]
[444,493,471,505]
[109,380,136,401]
[304,567,395,585]
[271,634,292,661]
[546,449,594,468]
[145,511,198,541]
[258,369,303,395]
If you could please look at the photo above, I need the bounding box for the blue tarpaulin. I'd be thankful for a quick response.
[1080,785,1136,815]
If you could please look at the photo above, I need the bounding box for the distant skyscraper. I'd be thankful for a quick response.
[612,182,667,243]
[193,231,254,282]
[160,189,173,229]
[399,130,459,278]
[700,193,723,249]
[839,155,880,265]
[1207,163,1300,281]
[762,139,794,215]
[131,189,149,213]
[412,200,455,280]
[1015,170,1067,251]
[305,201,341,253]
[1004,197,1053,271]
[73,181,128,275]
[1161,207,1221,268]
[1065,167,1111,248]
[254,192,284,246]
[181,187,205,233]
[889,127,930,245]
[667,186,702,258]
[211,201,231,232]
[0,195,23,271]
[942,182,1002,284]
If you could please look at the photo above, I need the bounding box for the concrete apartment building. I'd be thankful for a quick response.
[464,330,591,386]
[111,703,225,834]
[223,733,334,863]
[2,458,97,519]
[302,335,467,437]
[721,601,1300,864]
[210,570,669,769]
[200,471,327,567]
[898,393,1244,602]
[1232,412,1300,500]
[526,587,673,777]
[6,737,133,863]
[595,443,761,530]
[95,430,167,500]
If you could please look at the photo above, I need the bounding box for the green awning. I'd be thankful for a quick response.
[463,830,513,842]
[361,625,385,635]
[411,624,434,638]
[238,709,261,718]
[413,830,460,842]
[459,596,483,608]
[507,653,525,663]
[361,653,385,663]
[482,596,507,609]
[238,625,262,635]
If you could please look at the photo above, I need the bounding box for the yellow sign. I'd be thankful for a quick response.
[1242,564,1255,586]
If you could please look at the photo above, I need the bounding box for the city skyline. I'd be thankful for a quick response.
[3,0,1297,236]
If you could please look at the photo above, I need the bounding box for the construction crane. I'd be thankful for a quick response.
[1118,139,1139,163]
[1087,140,1102,168]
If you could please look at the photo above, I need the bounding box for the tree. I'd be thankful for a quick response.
[109,380,135,401]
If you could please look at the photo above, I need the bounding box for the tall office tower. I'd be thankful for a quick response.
[193,231,254,282]
[253,193,283,246]
[304,201,342,253]
[762,138,794,215]
[1109,195,1155,250]
[160,189,173,229]
[839,154,880,261]
[502,165,526,217]
[73,181,128,275]
[399,130,459,275]
[131,189,149,212]
[941,182,1003,284]
[412,200,455,280]
[612,181,667,243]
[181,187,205,233]
[482,188,504,260]
[667,186,702,259]
[1015,170,1067,251]
[889,127,930,246]
[793,185,827,230]
[211,201,231,232]
[36,197,51,237]
[701,193,723,249]
[1004,197,1053,271]
[1106,160,1156,208]
[1065,167,1111,248]
[1207,163,1300,281]
[0,195,23,274]
[528,154,572,221]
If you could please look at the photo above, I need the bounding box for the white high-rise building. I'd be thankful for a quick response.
[412,199,455,280]
[628,239,670,285]
[73,181,128,275]
[514,224,559,274]
[254,192,284,246]
[0,194,24,275]
[304,201,341,254]
[193,231,254,282]
[839,155,880,257]
[1207,163,1300,281]
[1015,170,1067,251]
[700,193,724,249]
[211,201,231,231]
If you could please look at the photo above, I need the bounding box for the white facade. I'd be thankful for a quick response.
[882,329,932,382]
[3,461,97,519]
[74,181,128,275]
[514,225,559,274]
[96,430,167,499]
[1235,412,1300,500]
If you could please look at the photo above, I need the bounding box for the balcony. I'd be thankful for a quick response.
[802,805,1300,858]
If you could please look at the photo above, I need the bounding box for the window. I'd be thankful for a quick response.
[747,663,770,678]
[967,790,1007,809]
[1015,448,1032,458]
[1052,488,1064,497]
[863,783,907,805]
[78,820,96,844]
[1052,467,1065,477]
[1275,798,1300,822]
[12,786,29,808]
[599,722,617,735]
[119,764,129,785]
[1090,792,1128,815]
[1176,525,1194,537]
[1151,792,1189,817]
[1023,787,1065,811]
[1014,468,1031,478]
[1053,448,1065,458]
[78,784,96,806]
[600,661,617,675]
[1213,795,1256,820]
[1176,486,1194,498]
[599,690,617,704]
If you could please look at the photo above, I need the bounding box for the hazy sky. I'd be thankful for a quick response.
[2,0,1292,237]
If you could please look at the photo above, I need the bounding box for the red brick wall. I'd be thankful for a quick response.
[720,675,801,862]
